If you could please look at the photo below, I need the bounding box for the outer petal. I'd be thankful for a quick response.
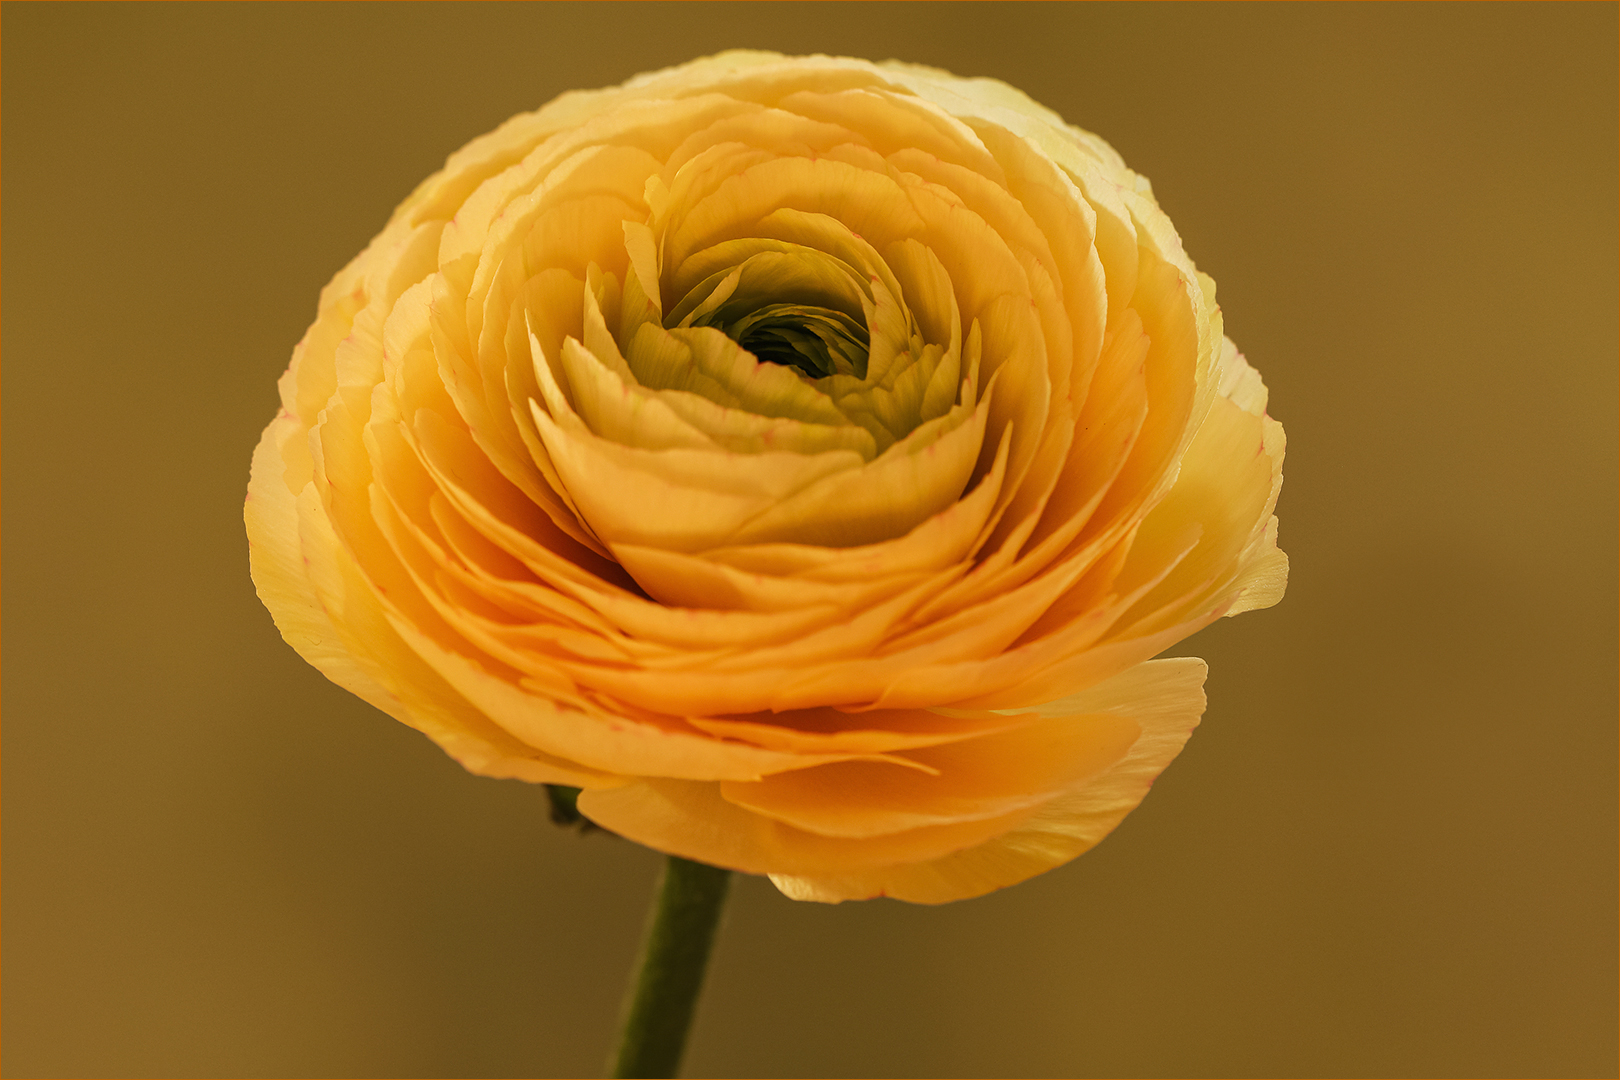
[577,777,1045,878]
[716,711,1139,838]
[768,656,1207,902]
[248,418,619,789]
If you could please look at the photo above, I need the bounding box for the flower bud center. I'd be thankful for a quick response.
[697,303,870,380]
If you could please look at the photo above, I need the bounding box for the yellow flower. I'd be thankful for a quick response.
[247,52,1287,904]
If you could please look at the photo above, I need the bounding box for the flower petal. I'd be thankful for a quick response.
[768,656,1206,902]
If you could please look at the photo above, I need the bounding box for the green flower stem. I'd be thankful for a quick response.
[610,855,732,1078]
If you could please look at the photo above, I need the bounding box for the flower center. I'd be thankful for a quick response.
[696,303,870,380]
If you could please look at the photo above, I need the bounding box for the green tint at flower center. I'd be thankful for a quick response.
[694,302,869,380]
[663,242,875,382]
[628,215,981,470]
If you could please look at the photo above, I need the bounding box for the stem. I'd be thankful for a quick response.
[610,856,732,1078]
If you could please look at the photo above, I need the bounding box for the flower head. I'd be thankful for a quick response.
[248,52,1286,903]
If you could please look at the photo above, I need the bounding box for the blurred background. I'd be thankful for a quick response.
[4,4,1615,1077]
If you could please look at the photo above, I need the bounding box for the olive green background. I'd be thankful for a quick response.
[4,3,1615,1077]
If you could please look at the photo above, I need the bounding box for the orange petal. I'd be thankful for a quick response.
[718,711,1138,838]
[768,656,1206,902]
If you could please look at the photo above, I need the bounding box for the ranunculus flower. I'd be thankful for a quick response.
[247,51,1286,904]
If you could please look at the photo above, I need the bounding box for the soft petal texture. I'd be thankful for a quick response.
[766,656,1208,902]
[248,52,1286,904]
